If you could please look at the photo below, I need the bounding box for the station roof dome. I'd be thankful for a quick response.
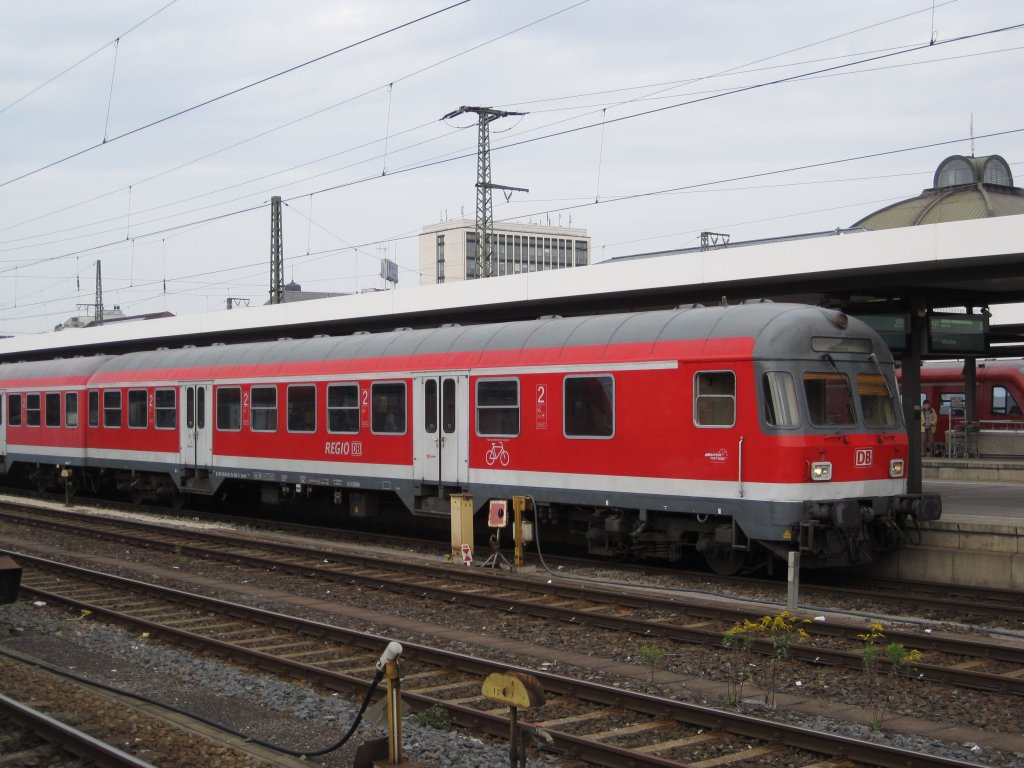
[852,154,1024,230]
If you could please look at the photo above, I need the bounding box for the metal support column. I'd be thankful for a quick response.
[904,302,926,495]
[94,261,104,324]
[270,195,283,304]
[442,106,527,279]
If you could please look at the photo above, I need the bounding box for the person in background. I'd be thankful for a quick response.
[921,399,938,456]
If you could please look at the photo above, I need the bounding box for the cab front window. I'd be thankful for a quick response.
[803,372,855,427]
[858,374,897,428]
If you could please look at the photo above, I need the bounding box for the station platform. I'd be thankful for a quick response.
[922,456,1024,484]
[867,459,1024,589]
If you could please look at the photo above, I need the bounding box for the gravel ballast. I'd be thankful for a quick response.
[3,502,1024,767]
[0,600,556,768]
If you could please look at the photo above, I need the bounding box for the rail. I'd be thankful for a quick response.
[9,553,993,768]
[0,691,158,768]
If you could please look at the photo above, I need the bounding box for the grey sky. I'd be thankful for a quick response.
[1,0,1021,335]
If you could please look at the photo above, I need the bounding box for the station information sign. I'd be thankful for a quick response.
[857,314,910,353]
[928,313,988,355]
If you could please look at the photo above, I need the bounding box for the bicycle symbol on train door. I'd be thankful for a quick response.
[484,441,510,467]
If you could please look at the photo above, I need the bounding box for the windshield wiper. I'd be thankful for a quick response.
[869,352,896,401]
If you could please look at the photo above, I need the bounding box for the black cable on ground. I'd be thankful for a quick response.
[0,645,383,757]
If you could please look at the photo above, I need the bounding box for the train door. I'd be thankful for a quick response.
[413,374,468,487]
[0,391,6,460]
[179,382,213,469]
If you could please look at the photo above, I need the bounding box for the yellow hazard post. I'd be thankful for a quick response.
[374,642,404,765]
[450,494,474,564]
[512,496,534,569]
[482,670,546,768]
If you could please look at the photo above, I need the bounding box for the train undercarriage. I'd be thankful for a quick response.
[572,493,941,573]
[4,457,939,574]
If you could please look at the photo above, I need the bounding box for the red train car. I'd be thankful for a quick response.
[0,303,940,572]
[917,360,1024,453]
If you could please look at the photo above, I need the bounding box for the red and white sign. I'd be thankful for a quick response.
[535,384,548,430]
[460,544,473,565]
[855,449,873,467]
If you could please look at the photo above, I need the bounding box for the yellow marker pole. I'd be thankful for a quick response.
[512,496,528,568]
[385,659,403,764]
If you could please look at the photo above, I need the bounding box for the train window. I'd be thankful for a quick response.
[442,378,456,434]
[65,392,79,428]
[103,390,122,428]
[155,389,176,429]
[328,384,358,433]
[128,389,148,429]
[762,372,799,427]
[477,379,519,437]
[197,387,206,430]
[8,394,21,426]
[26,394,41,427]
[216,387,242,431]
[857,374,897,428]
[88,391,99,427]
[992,385,1022,416]
[938,393,964,418]
[287,384,317,433]
[564,375,614,438]
[327,383,359,434]
[803,373,855,427]
[423,380,438,434]
[45,393,61,427]
[371,381,406,434]
[250,386,277,432]
[186,388,195,430]
[694,371,735,427]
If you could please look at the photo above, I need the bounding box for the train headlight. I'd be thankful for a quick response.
[810,461,832,481]
[890,459,906,478]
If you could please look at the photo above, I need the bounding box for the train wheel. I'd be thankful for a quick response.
[704,549,746,576]
[169,491,187,510]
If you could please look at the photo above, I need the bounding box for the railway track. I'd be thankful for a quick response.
[4,501,1024,699]
[0,687,156,768]
[5,551,987,768]
[16,489,1024,626]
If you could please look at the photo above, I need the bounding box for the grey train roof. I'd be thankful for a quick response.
[0,354,116,381]
[4,304,886,380]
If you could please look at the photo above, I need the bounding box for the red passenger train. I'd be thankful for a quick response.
[0,302,939,572]
[918,360,1024,449]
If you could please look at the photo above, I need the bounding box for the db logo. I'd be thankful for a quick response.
[855,449,873,467]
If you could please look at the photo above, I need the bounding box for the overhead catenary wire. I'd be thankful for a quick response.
[491,0,962,120]
[0,126,1021,309]
[502,43,1024,118]
[102,38,121,143]
[0,0,181,119]
[0,0,592,242]
[2,32,1016,259]
[255,24,1024,222]
[4,125,1015,327]
[0,3,1004,249]
[0,0,473,190]
[2,18,1021,328]
[382,83,394,176]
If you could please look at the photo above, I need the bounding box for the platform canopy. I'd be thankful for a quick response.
[1,214,1023,362]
